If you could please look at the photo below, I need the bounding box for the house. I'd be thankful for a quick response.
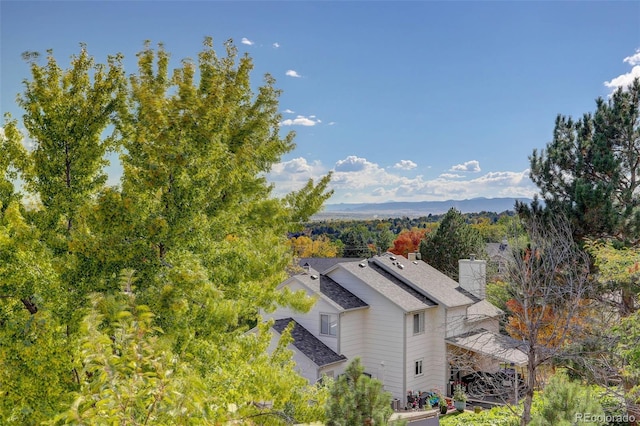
[486,238,511,277]
[261,253,527,406]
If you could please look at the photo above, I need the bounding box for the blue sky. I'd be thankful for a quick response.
[2,1,639,204]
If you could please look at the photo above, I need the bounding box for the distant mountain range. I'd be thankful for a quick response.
[313,197,533,220]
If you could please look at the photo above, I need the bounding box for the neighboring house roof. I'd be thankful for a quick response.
[446,329,528,366]
[369,254,475,308]
[298,257,363,274]
[486,242,513,272]
[272,318,347,367]
[486,242,510,260]
[337,260,438,312]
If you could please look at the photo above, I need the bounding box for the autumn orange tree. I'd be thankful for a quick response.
[505,298,590,349]
[389,228,427,258]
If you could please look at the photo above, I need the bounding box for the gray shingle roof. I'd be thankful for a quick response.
[298,257,363,274]
[338,260,438,312]
[455,285,481,303]
[319,274,369,310]
[272,318,347,367]
[295,271,369,311]
[370,254,475,307]
[446,329,528,366]
[466,299,503,322]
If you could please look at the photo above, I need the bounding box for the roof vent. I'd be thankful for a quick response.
[358,262,367,268]
[412,261,418,265]
[310,274,319,280]
[389,256,397,261]
[398,263,404,269]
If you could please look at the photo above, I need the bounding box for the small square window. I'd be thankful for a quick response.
[413,312,425,335]
[320,313,337,336]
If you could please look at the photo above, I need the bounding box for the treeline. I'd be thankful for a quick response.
[289,210,519,258]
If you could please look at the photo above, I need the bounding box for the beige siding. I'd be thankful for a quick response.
[445,306,469,338]
[266,330,319,383]
[327,268,406,400]
[405,307,447,399]
[263,280,341,352]
[339,309,365,360]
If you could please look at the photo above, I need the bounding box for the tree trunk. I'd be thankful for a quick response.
[520,350,536,426]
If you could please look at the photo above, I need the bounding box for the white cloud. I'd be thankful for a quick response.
[624,50,640,66]
[264,155,537,204]
[450,160,481,173]
[285,70,301,78]
[273,42,280,48]
[335,156,371,172]
[605,49,640,92]
[266,157,327,195]
[241,37,254,46]
[270,157,319,175]
[331,156,410,190]
[393,160,417,170]
[283,109,295,114]
[280,115,320,126]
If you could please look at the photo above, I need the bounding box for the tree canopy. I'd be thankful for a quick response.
[519,79,640,424]
[526,78,640,245]
[0,38,332,425]
[419,207,485,280]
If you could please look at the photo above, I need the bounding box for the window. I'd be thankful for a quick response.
[413,312,425,334]
[320,313,338,336]
[415,359,423,376]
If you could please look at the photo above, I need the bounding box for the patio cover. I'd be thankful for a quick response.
[446,329,528,366]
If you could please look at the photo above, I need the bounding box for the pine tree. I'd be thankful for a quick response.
[526,78,640,245]
[325,358,399,426]
[419,208,485,280]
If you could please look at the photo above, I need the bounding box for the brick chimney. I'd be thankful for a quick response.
[459,257,487,299]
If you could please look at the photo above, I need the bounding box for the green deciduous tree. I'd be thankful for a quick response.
[17,46,127,236]
[419,207,485,280]
[1,38,333,425]
[0,202,75,424]
[583,240,640,422]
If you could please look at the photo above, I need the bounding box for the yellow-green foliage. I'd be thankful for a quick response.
[1,38,333,425]
[440,405,519,426]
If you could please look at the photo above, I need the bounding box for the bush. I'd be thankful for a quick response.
[530,371,605,426]
[440,405,519,426]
